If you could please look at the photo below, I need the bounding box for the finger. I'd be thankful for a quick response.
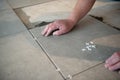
[45,25,58,36]
[53,29,66,36]
[105,57,120,68]
[108,62,120,71]
[105,52,120,67]
[106,52,120,63]
[41,25,49,36]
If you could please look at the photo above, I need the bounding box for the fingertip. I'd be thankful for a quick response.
[104,64,108,68]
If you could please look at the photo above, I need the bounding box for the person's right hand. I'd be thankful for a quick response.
[41,19,75,36]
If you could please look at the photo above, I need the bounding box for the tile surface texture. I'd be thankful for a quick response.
[7,0,56,8]
[20,0,77,23]
[30,16,120,76]
[14,0,77,29]
[0,0,11,11]
[14,0,116,29]
[72,64,120,80]
[0,9,27,37]
[0,31,63,80]
[90,2,120,29]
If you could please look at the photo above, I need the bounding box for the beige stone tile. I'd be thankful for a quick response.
[14,0,77,29]
[72,63,120,80]
[89,2,120,29]
[7,0,55,8]
[93,0,117,8]
[20,0,77,23]
[0,31,63,80]
[14,0,116,29]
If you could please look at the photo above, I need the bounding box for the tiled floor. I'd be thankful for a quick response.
[0,9,27,37]
[72,63,120,80]
[89,2,120,29]
[0,0,11,11]
[0,0,120,80]
[0,31,63,80]
[30,16,120,77]
[7,0,55,8]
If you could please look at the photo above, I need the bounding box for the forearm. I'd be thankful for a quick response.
[68,0,96,25]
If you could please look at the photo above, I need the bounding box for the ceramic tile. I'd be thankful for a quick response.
[14,0,77,29]
[0,0,11,11]
[20,0,76,23]
[72,63,120,80]
[7,0,56,8]
[89,2,120,29]
[30,16,120,77]
[0,9,27,37]
[14,0,116,29]
[0,31,63,80]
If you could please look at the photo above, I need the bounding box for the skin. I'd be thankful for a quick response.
[105,52,120,71]
[42,0,120,71]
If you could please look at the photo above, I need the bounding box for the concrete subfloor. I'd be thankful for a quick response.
[0,0,120,80]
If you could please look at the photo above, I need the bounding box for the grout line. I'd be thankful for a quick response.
[71,62,104,78]
[12,6,66,79]
[28,30,67,80]
[6,0,13,9]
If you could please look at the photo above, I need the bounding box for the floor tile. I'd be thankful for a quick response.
[89,2,120,29]
[0,9,27,38]
[0,31,63,80]
[30,16,120,77]
[20,0,75,22]
[0,0,11,11]
[14,0,77,29]
[7,0,56,8]
[14,0,115,29]
[72,63,120,80]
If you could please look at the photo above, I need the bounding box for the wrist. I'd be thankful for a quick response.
[67,17,77,27]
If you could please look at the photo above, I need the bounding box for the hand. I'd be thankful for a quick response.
[41,19,75,36]
[105,52,120,71]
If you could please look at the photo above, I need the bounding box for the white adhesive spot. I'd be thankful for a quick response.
[68,75,72,79]
[82,48,86,51]
[90,41,94,44]
[86,43,90,45]
[92,45,96,48]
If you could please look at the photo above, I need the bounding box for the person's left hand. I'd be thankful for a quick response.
[105,52,120,71]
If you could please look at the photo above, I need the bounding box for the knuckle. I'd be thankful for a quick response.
[48,27,52,31]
